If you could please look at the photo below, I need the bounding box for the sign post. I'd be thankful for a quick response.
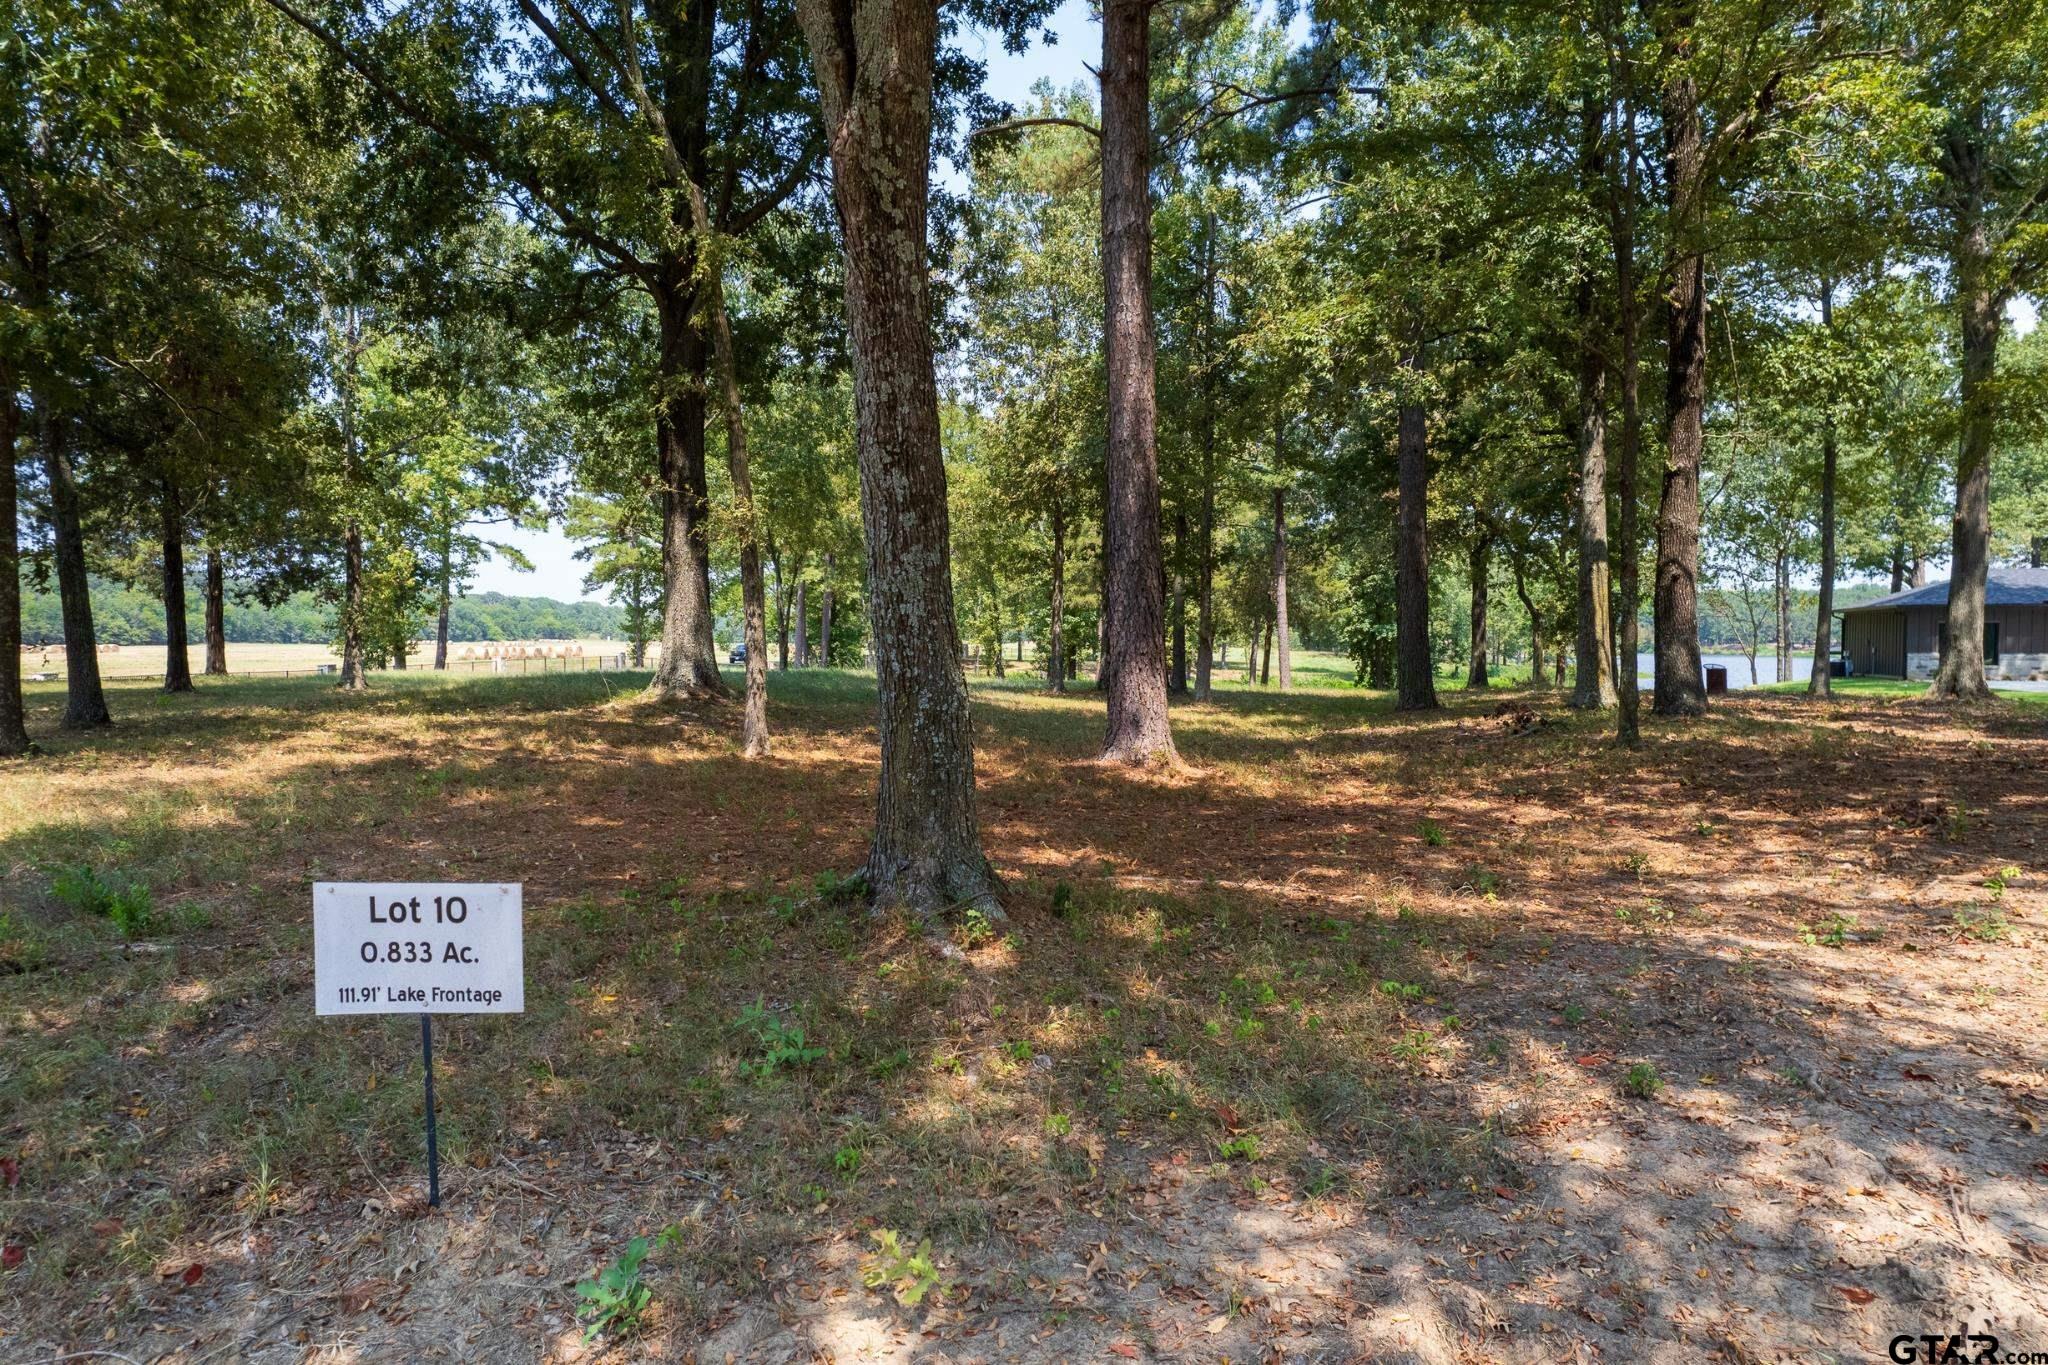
[314,882,524,1207]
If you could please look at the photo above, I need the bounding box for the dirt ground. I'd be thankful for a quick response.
[3,667,2045,1363]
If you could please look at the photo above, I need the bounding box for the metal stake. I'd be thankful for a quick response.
[420,1013,441,1207]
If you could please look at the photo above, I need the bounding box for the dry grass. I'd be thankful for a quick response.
[2,659,2046,1361]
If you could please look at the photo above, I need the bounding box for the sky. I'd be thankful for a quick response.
[467,1,1099,602]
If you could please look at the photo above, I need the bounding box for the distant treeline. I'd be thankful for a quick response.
[1681,581,1894,652]
[19,579,624,646]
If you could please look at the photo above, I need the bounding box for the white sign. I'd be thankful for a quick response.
[314,882,524,1016]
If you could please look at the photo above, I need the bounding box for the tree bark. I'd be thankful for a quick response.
[794,0,1000,919]
[1271,483,1291,692]
[435,531,452,670]
[1653,48,1707,717]
[819,552,835,668]
[1194,216,1218,702]
[682,178,771,756]
[1510,550,1546,689]
[1610,86,1644,747]
[1259,616,1272,686]
[1929,108,1997,700]
[647,286,725,699]
[0,384,30,755]
[1775,551,1791,681]
[1097,0,1175,763]
[793,577,808,666]
[771,545,791,669]
[1572,290,1617,709]
[37,405,110,726]
[159,474,194,693]
[1466,533,1490,689]
[338,517,367,689]
[203,550,228,675]
[1046,496,1066,693]
[1394,365,1438,711]
[1169,510,1188,695]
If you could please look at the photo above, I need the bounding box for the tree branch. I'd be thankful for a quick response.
[969,116,1101,141]
[260,0,649,277]
[724,134,822,234]
[514,0,635,127]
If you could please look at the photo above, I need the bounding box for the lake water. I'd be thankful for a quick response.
[1630,652,1808,691]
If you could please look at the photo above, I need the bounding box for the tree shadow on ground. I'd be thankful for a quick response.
[3,672,2045,1361]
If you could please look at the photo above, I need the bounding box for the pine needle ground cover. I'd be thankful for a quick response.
[3,661,2045,1361]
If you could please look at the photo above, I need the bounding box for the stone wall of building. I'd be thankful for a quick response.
[1905,651,2048,681]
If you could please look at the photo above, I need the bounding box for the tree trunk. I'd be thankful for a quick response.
[793,577,808,666]
[1572,297,1617,709]
[684,178,771,756]
[819,552,835,668]
[1271,483,1292,692]
[160,474,194,693]
[338,518,367,689]
[1929,110,1997,700]
[1890,547,1906,594]
[1394,365,1438,711]
[1259,616,1272,686]
[1169,510,1188,695]
[794,0,1000,919]
[646,281,725,699]
[1510,552,1546,690]
[1046,497,1066,694]
[37,405,110,726]
[1774,551,1791,682]
[1610,91,1644,747]
[1466,534,1490,689]
[0,381,30,755]
[435,533,452,670]
[771,545,791,669]
[1194,217,1218,702]
[203,550,228,675]
[1652,51,1708,717]
[1096,0,1175,763]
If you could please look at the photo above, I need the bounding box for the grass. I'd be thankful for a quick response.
[1,652,2041,1347]
[1758,675,2048,709]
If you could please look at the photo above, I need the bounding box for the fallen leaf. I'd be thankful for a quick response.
[1110,1345,1139,1358]
[180,1262,205,1287]
[1837,1286,1875,1306]
[2,1245,23,1270]
[0,1157,17,1189]
[1207,1314,1229,1334]
[1903,1068,1936,1082]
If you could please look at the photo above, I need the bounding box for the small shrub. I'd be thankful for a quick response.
[1984,866,2021,899]
[1622,1063,1662,1099]
[577,1227,679,1341]
[860,1228,946,1307]
[1799,913,1857,948]
[48,865,153,936]
[733,999,825,1079]
[1416,818,1447,847]
[1953,907,2010,944]
[1216,1133,1261,1162]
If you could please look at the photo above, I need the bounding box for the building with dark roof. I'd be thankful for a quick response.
[1837,566,2048,680]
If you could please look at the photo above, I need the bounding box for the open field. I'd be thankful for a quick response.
[19,639,642,680]
[3,661,2047,1362]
